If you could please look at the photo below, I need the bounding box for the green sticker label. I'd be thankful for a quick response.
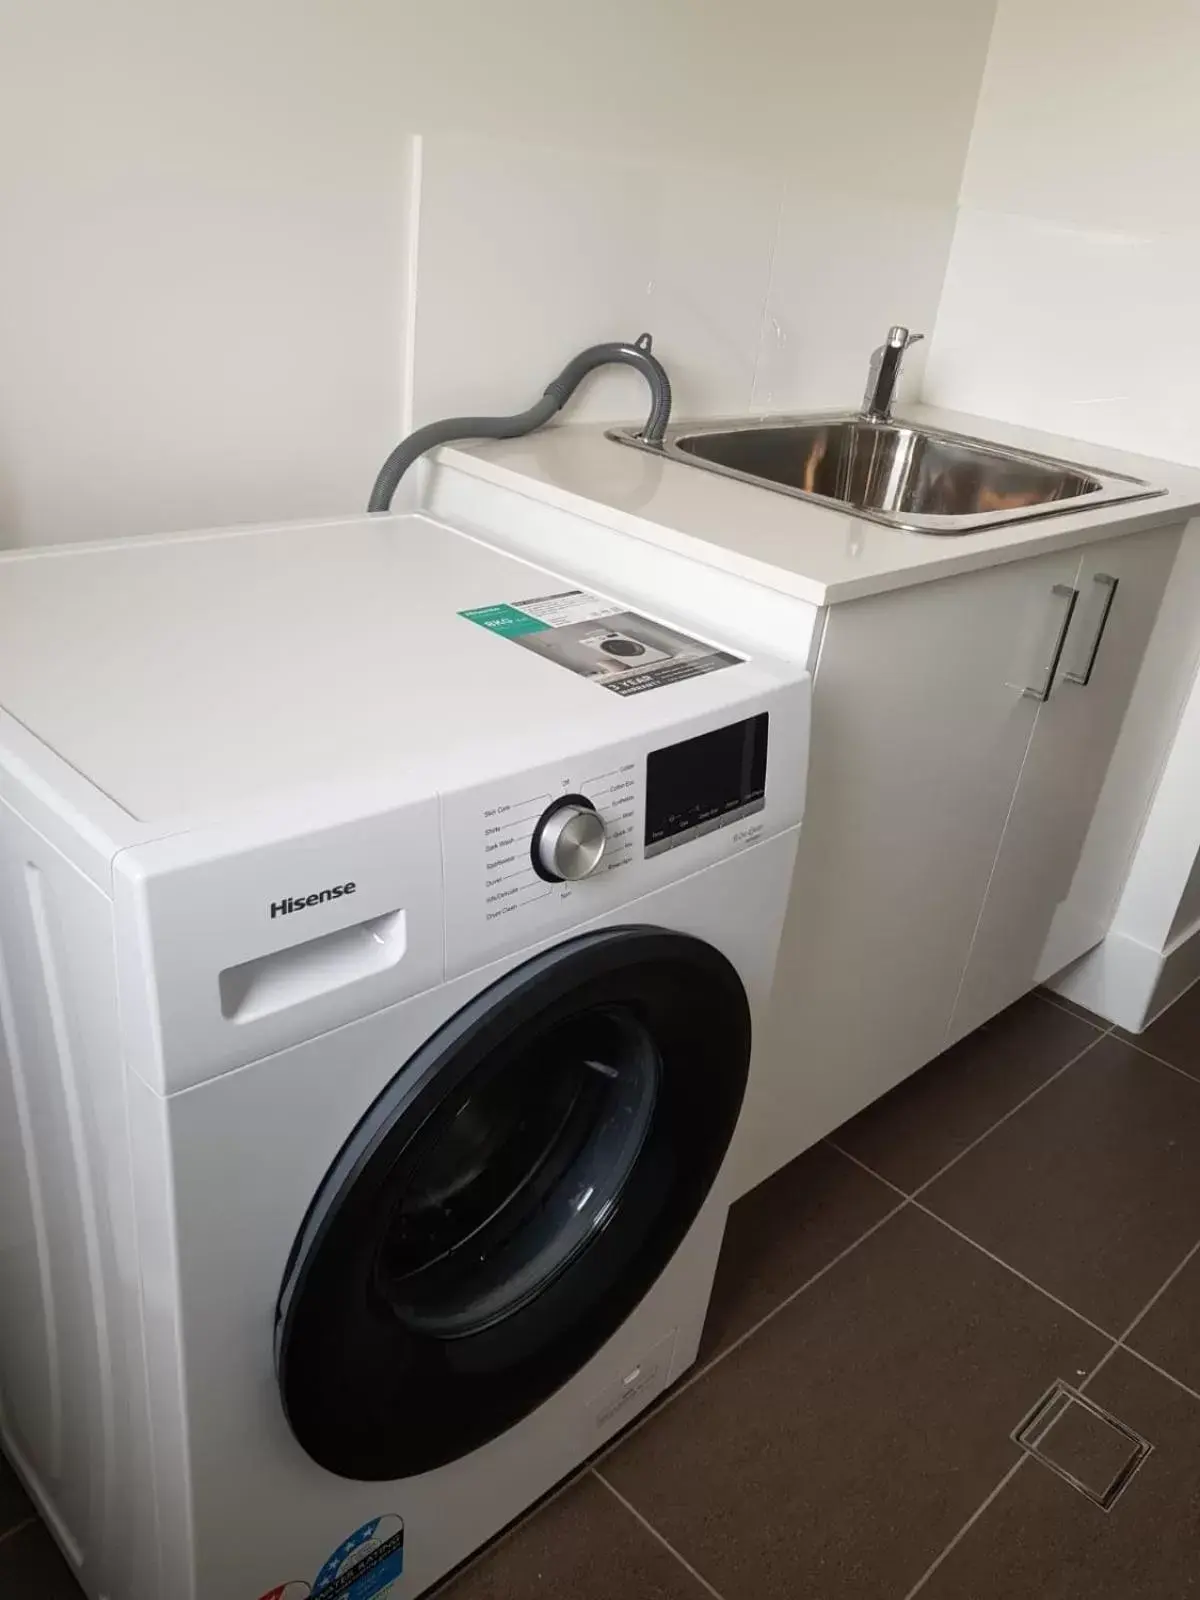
[458,588,742,695]
[458,603,549,638]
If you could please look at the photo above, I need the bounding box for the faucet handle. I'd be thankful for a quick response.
[886,325,925,349]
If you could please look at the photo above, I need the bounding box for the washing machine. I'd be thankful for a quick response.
[0,511,808,1600]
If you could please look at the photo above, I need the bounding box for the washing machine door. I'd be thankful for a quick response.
[275,925,750,1480]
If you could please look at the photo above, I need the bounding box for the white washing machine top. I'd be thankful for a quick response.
[0,512,795,835]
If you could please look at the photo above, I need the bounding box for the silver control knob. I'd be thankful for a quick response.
[535,800,607,882]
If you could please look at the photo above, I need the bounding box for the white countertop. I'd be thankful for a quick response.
[439,405,1200,606]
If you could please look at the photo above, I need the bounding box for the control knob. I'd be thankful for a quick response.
[532,796,607,882]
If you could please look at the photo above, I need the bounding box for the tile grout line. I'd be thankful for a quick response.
[1114,1230,1200,1348]
[1033,990,1108,1028]
[911,1110,1200,1410]
[833,1022,1200,1398]
[834,1135,1126,1348]
[682,1198,909,1386]
[590,1198,910,1473]
[911,1027,1113,1198]
[424,1463,601,1597]
[1120,1344,1200,1407]
[592,1469,729,1600]
[900,1455,1028,1600]
[909,1200,1119,1341]
[824,1138,908,1197]
[827,1024,1112,1209]
[1116,1033,1200,1090]
[1076,1338,1121,1396]
[1078,1205,1200,1407]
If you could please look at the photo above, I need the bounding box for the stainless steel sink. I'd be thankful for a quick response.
[607,413,1162,535]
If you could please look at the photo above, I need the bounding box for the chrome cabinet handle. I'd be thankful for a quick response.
[1064,573,1119,687]
[1023,583,1079,701]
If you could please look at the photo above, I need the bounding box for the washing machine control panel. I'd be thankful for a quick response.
[471,762,640,931]
[440,681,808,982]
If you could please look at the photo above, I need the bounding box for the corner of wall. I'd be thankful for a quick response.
[399,133,424,441]
[918,0,1003,408]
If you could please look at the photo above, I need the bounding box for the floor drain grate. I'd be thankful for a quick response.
[1013,1380,1152,1511]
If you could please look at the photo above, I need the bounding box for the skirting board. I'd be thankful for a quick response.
[1051,918,1200,1032]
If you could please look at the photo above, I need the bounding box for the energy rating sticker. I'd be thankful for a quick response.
[256,1514,404,1600]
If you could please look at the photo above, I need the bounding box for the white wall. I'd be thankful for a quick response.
[0,0,996,549]
[0,4,406,547]
[925,0,1200,467]
[409,135,958,435]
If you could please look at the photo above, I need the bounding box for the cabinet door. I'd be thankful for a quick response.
[949,524,1181,1042]
[754,547,1078,1182]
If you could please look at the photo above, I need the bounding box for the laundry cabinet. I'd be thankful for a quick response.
[761,519,1182,1150]
[946,521,1182,1040]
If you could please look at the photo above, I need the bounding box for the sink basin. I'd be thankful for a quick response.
[607,414,1162,535]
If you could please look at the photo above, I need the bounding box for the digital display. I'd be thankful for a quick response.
[644,713,769,857]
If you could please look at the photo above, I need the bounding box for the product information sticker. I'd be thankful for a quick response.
[257,1514,404,1600]
[312,1516,404,1599]
[458,589,741,696]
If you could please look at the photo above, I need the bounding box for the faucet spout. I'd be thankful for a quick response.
[862,325,924,423]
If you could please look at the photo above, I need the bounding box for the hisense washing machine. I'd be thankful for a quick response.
[0,511,808,1600]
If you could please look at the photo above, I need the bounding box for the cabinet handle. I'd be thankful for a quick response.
[1064,573,1119,687]
[1023,583,1079,702]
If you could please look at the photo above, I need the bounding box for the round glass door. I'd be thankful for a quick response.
[275,926,751,1480]
[376,1005,659,1338]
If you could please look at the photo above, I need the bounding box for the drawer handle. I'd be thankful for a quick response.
[1064,573,1119,687]
[1024,583,1079,702]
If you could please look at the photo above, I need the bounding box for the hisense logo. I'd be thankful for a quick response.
[270,882,356,919]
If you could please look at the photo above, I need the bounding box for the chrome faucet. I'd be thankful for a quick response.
[861,325,924,422]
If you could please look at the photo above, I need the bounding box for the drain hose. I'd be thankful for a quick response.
[367,333,672,513]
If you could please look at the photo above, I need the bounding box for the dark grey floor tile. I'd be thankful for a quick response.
[0,1451,33,1537]
[917,1350,1200,1599]
[602,1205,1106,1600]
[834,993,1102,1193]
[921,1036,1200,1331]
[436,1473,708,1600]
[1118,979,1200,1082]
[0,1519,83,1598]
[702,1142,897,1359]
[1126,1247,1200,1395]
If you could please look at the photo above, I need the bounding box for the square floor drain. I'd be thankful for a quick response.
[1013,1381,1151,1510]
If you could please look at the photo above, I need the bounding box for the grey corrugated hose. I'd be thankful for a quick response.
[366,333,672,513]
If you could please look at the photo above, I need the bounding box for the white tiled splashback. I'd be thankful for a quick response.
[409,134,955,429]
[926,208,1200,472]
[924,0,1200,472]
